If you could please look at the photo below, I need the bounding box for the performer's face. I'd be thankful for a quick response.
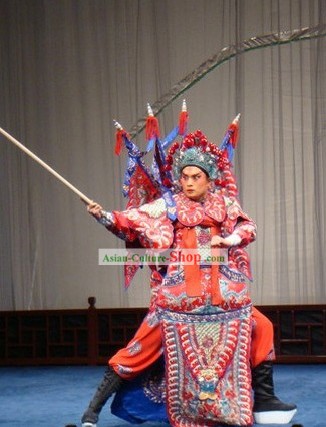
[180,166,211,201]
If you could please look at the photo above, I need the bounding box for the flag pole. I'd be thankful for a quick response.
[0,126,93,205]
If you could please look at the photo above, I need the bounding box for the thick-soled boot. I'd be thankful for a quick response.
[252,361,297,424]
[81,365,123,427]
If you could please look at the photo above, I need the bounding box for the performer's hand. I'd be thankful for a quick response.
[211,234,241,248]
[211,235,231,248]
[87,201,103,219]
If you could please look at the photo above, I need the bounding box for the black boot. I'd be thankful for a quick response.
[81,365,123,427]
[252,361,297,424]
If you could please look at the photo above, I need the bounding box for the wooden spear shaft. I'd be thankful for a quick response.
[0,126,93,205]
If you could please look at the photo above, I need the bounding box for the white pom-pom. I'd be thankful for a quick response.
[233,113,241,124]
[147,103,154,117]
[113,119,123,130]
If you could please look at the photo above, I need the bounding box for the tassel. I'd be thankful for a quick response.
[146,103,160,141]
[228,123,239,148]
[146,116,160,140]
[229,113,240,147]
[113,119,125,155]
[178,99,189,135]
[114,129,124,155]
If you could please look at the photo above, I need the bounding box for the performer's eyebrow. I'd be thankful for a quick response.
[182,172,202,179]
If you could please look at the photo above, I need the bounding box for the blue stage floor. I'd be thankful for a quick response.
[0,364,324,427]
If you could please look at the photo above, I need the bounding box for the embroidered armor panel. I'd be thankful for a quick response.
[159,306,253,427]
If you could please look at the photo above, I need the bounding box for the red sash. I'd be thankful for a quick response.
[175,216,222,305]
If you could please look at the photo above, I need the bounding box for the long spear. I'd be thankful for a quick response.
[0,126,93,205]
